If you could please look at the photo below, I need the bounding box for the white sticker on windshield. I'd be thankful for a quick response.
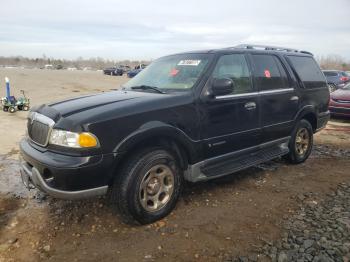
[178,60,201,66]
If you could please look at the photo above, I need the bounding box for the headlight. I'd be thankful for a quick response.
[49,129,99,148]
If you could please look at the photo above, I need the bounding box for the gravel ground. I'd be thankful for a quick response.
[232,182,350,262]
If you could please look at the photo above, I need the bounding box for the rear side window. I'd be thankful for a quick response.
[251,54,289,91]
[287,56,326,88]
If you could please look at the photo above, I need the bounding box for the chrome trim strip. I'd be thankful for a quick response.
[215,88,294,100]
[333,100,350,104]
[259,88,294,95]
[216,92,258,100]
[329,106,350,110]
[28,112,55,147]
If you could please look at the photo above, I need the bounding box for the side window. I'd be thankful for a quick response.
[212,54,252,95]
[287,56,326,88]
[251,54,289,91]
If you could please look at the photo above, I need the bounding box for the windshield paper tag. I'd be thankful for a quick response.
[178,60,201,66]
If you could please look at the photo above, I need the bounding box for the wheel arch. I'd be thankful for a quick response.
[294,106,317,132]
[111,122,198,183]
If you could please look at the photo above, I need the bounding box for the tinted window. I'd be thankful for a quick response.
[212,54,252,95]
[288,56,326,88]
[251,54,289,91]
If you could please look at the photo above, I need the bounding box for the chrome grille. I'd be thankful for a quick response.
[27,112,55,146]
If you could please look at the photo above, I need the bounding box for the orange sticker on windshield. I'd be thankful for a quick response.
[170,68,179,76]
[264,70,271,78]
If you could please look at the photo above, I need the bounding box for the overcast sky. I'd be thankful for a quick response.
[1,0,349,60]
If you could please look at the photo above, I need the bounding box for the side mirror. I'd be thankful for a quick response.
[211,78,234,97]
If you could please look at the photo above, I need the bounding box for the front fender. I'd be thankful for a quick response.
[114,121,199,163]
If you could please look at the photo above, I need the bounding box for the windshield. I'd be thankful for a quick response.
[123,53,212,91]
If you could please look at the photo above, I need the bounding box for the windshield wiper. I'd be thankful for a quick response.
[130,85,166,94]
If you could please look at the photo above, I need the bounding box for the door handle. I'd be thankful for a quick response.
[290,96,299,101]
[244,102,256,110]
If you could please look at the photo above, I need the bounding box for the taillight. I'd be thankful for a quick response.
[340,76,349,82]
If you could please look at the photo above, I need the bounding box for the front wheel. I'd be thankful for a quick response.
[284,119,313,164]
[109,148,183,224]
[9,106,16,113]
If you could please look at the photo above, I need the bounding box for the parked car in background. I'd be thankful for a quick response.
[322,70,350,92]
[329,83,350,117]
[127,64,147,78]
[103,65,131,76]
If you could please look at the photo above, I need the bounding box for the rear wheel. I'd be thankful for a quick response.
[3,106,8,112]
[109,148,183,224]
[285,119,313,164]
[23,105,29,111]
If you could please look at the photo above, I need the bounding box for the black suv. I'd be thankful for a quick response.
[20,44,330,224]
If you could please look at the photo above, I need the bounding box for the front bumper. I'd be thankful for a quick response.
[20,161,108,200]
[19,138,116,200]
[329,106,350,117]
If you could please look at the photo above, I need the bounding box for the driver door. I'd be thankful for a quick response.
[200,53,261,158]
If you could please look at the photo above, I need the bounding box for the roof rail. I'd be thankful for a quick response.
[230,44,313,56]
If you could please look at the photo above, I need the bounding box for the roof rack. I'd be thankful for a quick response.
[229,44,313,56]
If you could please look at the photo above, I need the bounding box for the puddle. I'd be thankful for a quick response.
[0,153,34,198]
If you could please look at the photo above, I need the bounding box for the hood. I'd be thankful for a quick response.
[331,89,350,101]
[32,89,192,133]
[48,90,163,117]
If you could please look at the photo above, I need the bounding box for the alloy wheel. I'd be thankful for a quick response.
[139,164,174,212]
[295,127,310,156]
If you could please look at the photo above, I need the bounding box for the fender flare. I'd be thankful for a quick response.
[294,105,317,121]
[293,105,318,131]
[113,121,199,163]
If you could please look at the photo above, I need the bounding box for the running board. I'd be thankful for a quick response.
[184,137,290,182]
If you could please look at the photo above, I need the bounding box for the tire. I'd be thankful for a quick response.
[284,119,313,164]
[109,147,183,225]
[23,105,29,111]
[17,105,23,111]
[9,106,16,113]
[3,107,8,112]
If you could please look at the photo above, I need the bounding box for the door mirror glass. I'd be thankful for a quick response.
[211,78,234,97]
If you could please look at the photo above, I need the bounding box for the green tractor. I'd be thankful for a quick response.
[1,77,30,113]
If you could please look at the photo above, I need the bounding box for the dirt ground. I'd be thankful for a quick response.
[0,68,349,262]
